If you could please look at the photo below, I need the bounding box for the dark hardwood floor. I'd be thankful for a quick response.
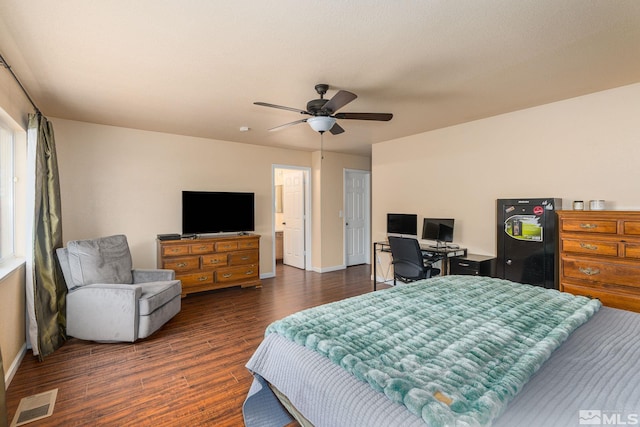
[6,263,378,426]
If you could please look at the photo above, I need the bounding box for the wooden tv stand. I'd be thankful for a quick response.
[157,234,260,296]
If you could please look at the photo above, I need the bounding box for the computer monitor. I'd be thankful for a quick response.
[422,218,455,243]
[387,213,418,237]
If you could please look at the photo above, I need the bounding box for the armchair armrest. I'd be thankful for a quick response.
[66,283,143,342]
[132,268,175,283]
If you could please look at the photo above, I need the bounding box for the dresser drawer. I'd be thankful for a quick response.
[562,282,640,312]
[561,257,640,289]
[239,240,259,250]
[561,219,617,234]
[216,241,239,252]
[163,256,200,272]
[624,244,640,259]
[190,243,215,254]
[560,238,618,257]
[228,250,259,266]
[201,253,228,268]
[216,264,258,283]
[162,245,190,256]
[179,270,215,286]
[623,221,640,236]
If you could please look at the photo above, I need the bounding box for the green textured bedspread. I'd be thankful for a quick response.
[266,275,601,426]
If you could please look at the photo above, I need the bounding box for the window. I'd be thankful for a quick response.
[0,119,15,262]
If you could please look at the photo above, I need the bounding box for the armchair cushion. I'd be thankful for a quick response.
[67,234,133,288]
[138,280,182,316]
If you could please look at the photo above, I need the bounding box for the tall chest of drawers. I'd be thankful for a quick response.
[157,234,260,296]
[557,211,640,312]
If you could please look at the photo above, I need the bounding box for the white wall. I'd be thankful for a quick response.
[372,83,640,257]
[53,119,314,274]
[312,151,371,271]
[53,119,371,275]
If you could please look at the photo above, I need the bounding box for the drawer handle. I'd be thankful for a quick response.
[245,270,254,275]
[198,276,209,281]
[580,223,598,229]
[222,273,233,278]
[241,256,250,260]
[209,259,220,264]
[578,267,600,276]
[177,262,188,267]
[579,243,598,250]
[458,263,470,267]
[171,248,181,252]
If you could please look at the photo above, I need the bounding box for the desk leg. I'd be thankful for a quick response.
[373,242,378,291]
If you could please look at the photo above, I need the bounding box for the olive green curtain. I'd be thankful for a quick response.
[0,345,7,427]
[28,113,66,359]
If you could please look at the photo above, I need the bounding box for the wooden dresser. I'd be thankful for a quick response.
[557,210,640,312]
[157,234,260,296]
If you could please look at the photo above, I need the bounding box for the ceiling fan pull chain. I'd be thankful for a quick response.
[321,133,324,160]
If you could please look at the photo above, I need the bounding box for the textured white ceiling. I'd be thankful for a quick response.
[1,0,639,155]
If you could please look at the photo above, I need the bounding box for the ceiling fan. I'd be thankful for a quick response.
[254,84,393,135]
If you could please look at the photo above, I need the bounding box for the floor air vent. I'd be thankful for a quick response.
[10,389,58,427]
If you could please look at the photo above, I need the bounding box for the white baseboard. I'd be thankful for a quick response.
[260,272,275,279]
[4,342,26,388]
[312,264,346,273]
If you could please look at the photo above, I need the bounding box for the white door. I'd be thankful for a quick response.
[345,170,370,266]
[283,170,305,269]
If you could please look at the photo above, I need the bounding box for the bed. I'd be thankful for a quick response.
[243,276,640,427]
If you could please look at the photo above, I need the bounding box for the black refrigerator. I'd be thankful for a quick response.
[496,198,562,289]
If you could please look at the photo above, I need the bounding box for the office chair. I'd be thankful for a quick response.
[388,236,441,285]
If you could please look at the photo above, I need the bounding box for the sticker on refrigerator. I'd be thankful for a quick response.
[504,215,543,241]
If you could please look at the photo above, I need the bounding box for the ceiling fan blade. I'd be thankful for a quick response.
[254,102,309,115]
[334,112,393,121]
[321,90,357,114]
[268,118,308,132]
[329,122,345,135]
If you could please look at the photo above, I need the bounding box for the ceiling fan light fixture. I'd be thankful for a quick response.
[307,116,336,133]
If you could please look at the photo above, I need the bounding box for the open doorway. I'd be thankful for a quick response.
[273,165,312,274]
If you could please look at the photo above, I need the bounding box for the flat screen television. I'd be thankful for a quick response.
[386,213,418,237]
[422,218,455,243]
[182,191,255,234]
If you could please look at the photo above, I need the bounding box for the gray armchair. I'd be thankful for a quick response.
[56,234,182,342]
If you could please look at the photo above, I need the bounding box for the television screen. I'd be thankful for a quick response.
[422,218,455,243]
[387,213,418,237]
[182,191,255,234]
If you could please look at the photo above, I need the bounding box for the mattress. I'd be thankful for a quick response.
[243,279,640,427]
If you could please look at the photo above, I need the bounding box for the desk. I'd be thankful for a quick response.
[373,241,466,290]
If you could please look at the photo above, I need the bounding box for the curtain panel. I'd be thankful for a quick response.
[26,113,66,359]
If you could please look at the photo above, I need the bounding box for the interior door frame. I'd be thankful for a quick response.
[272,164,312,274]
[343,168,371,266]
